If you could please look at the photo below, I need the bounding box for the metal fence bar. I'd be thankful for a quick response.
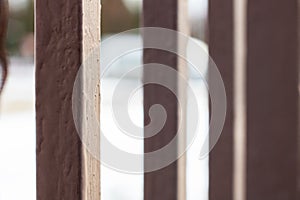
[208,0,235,199]
[36,0,100,199]
[246,0,299,199]
[143,0,188,199]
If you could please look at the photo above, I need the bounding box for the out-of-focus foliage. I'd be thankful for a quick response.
[102,0,139,34]
[5,0,208,55]
[7,0,34,55]
[7,0,137,55]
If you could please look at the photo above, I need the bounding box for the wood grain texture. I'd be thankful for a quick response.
[246,0,298,199]
[208,0,234,199]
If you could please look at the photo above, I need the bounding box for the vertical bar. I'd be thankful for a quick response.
[36,0,100,199]
[208,0,234,199]
[233,0,247,199]
[81,1,101,199]
[143,0,188,199]
[177,0,190,199]
[246,0,298,199]
[298,0,300,198]
[36,1,82,198]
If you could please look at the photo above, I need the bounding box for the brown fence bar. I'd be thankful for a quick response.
[208,0,234,199]
[246,0,299,199]
[36,0,100,199]
[143,0,188,199]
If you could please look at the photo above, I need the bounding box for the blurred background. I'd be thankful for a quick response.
[0,0,35,200]
[0,0,209,199]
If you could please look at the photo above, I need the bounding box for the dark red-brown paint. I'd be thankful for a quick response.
[246,0,298,199]
[36,0,83,199]
[143,0,179,199]
[208,0,234,199]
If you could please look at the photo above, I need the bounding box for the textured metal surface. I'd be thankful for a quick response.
[208,0,234,199]
[246,0,299,199]
[36,0,83,199]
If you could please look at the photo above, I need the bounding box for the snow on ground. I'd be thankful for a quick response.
[0,58,36,200]
[0,57,209,200]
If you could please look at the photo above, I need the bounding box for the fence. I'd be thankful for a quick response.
[36,0,299,199]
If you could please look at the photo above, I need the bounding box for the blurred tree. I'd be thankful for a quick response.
[102,0,139,34]
[6,0,34,55]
